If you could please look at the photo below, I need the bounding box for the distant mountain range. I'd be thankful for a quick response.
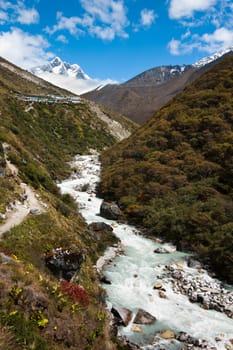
[30,47,233,123]
[83,46,233,124]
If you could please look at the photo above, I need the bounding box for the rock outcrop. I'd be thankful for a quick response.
[88,221,113,234]
[111,306,133,326]
[100,201,122,220]
[45,247,85,281]
[134,309,157,325]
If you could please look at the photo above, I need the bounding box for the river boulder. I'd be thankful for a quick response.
[111,306,133,326]
[99,274,112,284]
[88,221,113,233]
[100,201,122,220]
[187,258,202,269]
[154,247,170,254]
[131,324,142,333]
[134,309,157,325]
[153,283,163,290]
[161,330,175,339]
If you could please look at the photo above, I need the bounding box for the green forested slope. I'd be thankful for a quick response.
[100,55,233,283]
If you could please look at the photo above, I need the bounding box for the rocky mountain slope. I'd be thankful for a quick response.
[100,55,233,283]
[0,57,135,349]
[83,48,233,124]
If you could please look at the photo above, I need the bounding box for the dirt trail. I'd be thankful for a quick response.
[0,159,46,237]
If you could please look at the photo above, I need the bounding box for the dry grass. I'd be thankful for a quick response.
[0,326,20,350]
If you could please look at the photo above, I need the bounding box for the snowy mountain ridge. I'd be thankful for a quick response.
[30,57,118,95]
[193,46,233,68]
[31,56,90,80]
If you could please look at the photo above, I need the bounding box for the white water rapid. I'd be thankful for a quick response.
[59,154,233,350]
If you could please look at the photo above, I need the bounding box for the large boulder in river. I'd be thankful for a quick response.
[154,247,170,254]
[134,309,157,325]
[88,222,113,233]
[45,247,85,281]
[161,330,175,339]
[111,306,133,326]
[100,201,122,220]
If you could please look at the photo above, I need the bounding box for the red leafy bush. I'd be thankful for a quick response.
[60,280,89,307]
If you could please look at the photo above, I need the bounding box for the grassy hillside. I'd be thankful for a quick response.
[100,55,233,283]
[0,58,135,349]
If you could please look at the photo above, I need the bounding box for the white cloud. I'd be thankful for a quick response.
[81,0,129,39]
[0,10,8,24]
[168,27,233,56]
[168,0,233,58]
[0,28,53,69]
[0,0,13,10]
[168,39,181,55]
[89,26,116,40]
[169,0,217,19]
[17,7,39,24]
[34,72,118,95]
[45,12,88,36]
[181,30,191,39]
[0,0,39,25]
[201,27,233,52]
[46,0,129,41]
[140,9,156,27]
[56,34,68,44]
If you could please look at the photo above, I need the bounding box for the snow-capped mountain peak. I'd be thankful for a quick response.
[31,57,90,80]
[193,46,233,68]
[30,57,117,95]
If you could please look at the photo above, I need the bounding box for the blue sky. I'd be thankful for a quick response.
[0,0,233,82]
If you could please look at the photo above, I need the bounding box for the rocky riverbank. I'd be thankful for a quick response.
[154,259,233,319]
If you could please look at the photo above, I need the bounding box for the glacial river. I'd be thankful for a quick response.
[59,154,233,350]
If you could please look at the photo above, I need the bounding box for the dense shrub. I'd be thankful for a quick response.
[60,281,89,308]
[100,55,233,283]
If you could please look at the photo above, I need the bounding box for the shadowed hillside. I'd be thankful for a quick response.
[100,55,233,283]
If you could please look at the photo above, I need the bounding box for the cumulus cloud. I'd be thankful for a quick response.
[168,0,233,57]
[0,28,53,69]
[34,71,118,95]
[0,0,39,25]
[45,12,88,36]
[168,27,233,56]
[140,9,156,27]
[46,0,129,41]
[17,7,39,24]
[169,0,217,19]
[56,34,68,44]
[201,27,233,52]
[168,39,181,55]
